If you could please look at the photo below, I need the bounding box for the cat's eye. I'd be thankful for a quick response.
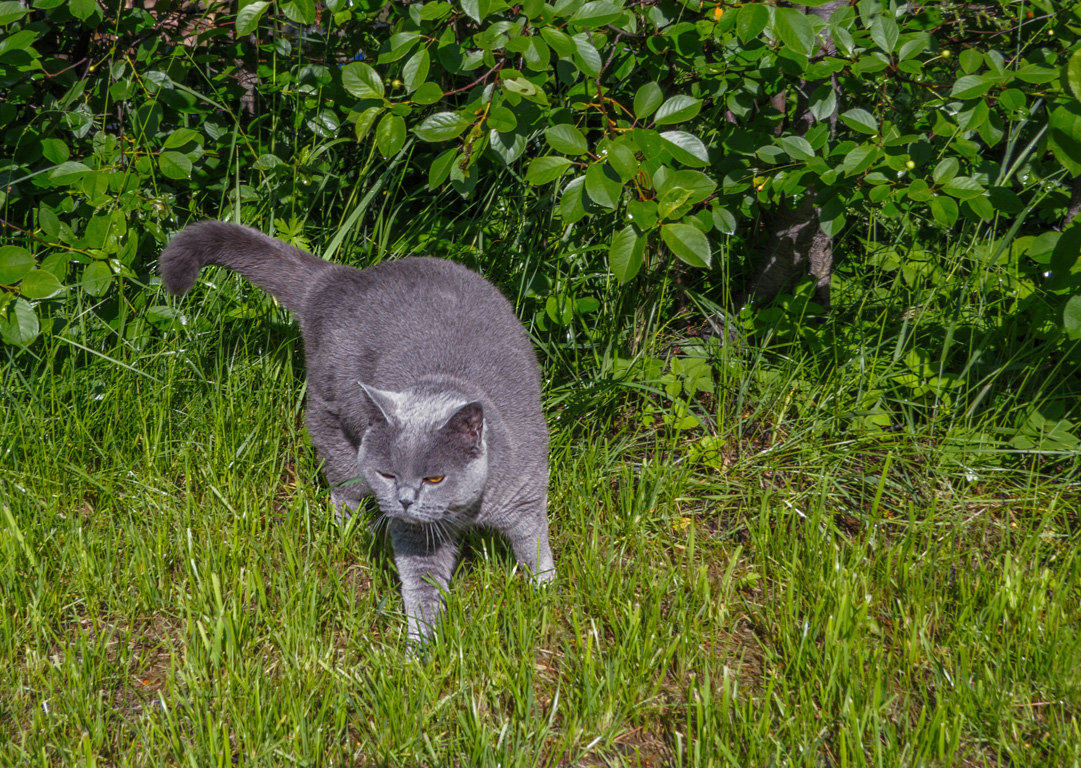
[423,476,445,484]
[378,472,395,481]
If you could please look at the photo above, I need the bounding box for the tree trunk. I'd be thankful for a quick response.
[742,1,845,311]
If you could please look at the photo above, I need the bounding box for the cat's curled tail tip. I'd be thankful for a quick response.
[159,221,221,295]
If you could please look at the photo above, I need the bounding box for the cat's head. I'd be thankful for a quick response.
[355,382,488,525]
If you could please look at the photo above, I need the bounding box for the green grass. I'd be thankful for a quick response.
[1,270,1079,767]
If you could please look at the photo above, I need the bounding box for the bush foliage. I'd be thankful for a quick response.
[2,0,1081,448]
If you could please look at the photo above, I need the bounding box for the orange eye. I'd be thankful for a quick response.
[423,476,445,484]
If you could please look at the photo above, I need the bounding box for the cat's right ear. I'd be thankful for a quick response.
[358,382,399,424]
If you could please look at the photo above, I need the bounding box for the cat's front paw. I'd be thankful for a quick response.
[331,490,359,525]
[532,565,556,586]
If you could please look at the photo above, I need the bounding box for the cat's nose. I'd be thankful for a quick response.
[399,498,413,511]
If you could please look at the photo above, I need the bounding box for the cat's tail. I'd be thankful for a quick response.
[159,221,332,312]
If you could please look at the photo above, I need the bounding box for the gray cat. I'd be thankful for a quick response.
[159,221,554,643]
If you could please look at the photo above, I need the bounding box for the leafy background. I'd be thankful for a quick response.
[3,0,1081,450]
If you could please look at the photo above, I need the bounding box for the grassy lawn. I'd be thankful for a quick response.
[1,278,1079,767]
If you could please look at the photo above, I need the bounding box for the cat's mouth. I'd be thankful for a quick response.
[386,505,443,525]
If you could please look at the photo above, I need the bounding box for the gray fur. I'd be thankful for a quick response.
[160,221,555,643]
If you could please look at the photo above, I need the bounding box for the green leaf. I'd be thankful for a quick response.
[342,62,385,100]
[545,294,574,325]
[375,113,406,157]
[627,200,658,229]
[1064,295,1081,340]
[82,260,113,297]
[608,227,646,284]
[521,36,550,71]
[461,0,490,23]
[950,74,990,99]
[634,82,663,120]
[1014,63,1058,84]
[526,156,574,185]
[1068,49,1081,103]
[778,136,814,161]
[839,108,878,135]
[654,95,701,126]
[411,81,443,105]
[502,77,538,98]
[428,148,458,189]
[819,196,846,237]
[0,1,29,24]
[658,187,692,219]
[47,161,90,185]
[69,0,97,20]
[488,130,527,165]
[712,206,737,235]
[965,195,993,222]
[906,179,933,202]
[634,128,665,163]
[414,111,471,142]
[569,0,622,27]
[808,84,837,122]
[988,186,1023,215]
[584,162,622,209]
[559,176,588,223]
[353,106,383,141]
[870,14,899,53]
[19,268,65,300]
[0,29,36,57]
[1049,103,1081,176]
[772,7,814,56]
[0,246,34,285]
[840,144,878,176]
[737,3,769,43]
[603,141,638,181]
[572,33,602,77]
[545,124,588,155]
[158,151,192,179]
[0,298,39,347]
[660,223,711,268]
[38,205,60,240]
[932,157,959,184]
[40,138,69,164]
[163,127,201,149]
[487,106,518,133]
[254,153,283,170]
[657,170,716,206]
[236,1,269,34]
[381,32,421,64]
[659,131,709,167]
[941,176,985,200]
[282,0,316,24]
[540,26,575,58]
[402,48,430,92]
[959,47,983,74]
[930,196,958,227]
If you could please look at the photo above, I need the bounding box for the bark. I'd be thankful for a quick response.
[748,196,833,310]
[1063,174,1081,230]
[742,1,845,311]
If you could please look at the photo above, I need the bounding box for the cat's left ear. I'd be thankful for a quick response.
[358,381,401,424]
[440,401,484,454]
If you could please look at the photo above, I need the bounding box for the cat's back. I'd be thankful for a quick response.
[302,256,540,399]
[311,256,522,338]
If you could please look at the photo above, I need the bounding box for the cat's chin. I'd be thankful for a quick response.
[384,508,450,526]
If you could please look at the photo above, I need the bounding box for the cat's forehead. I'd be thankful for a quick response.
[394,391,470,431]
